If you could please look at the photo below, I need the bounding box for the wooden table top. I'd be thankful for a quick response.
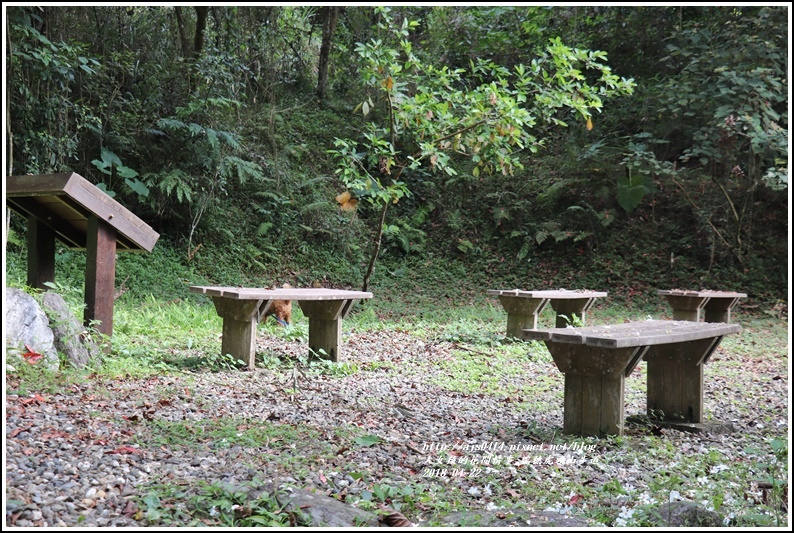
[658,289,747,298]
[190,286,373,301]
[487,289,608,299]
[522,320,741,348]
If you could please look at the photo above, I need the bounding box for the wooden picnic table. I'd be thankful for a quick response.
[658,290,747,323]
[522,320,741,436]
[487,289,608,337]
[190,286,372,369]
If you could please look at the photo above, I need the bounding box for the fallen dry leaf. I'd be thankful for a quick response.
[105,446,143,455]
[379,507,413,527]
[22,343,44,364]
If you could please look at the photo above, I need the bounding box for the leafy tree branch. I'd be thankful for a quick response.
[330,7,635,291]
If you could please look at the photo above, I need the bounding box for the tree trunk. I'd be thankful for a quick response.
[316,6,340,102]
[174,7,210,93]
[193,7,209,58]
[6,15,13,177]
[361,200,390,293]
[173,7,192,58]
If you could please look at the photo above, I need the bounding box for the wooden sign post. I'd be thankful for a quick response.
[7,173,159,342]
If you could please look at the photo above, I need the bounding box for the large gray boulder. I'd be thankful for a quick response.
[41,291,101,369]
[276,486,381,527]
[648,501,724,527]
[226,483,382,527]
[5,288,59,370]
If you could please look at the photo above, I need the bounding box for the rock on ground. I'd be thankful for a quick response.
[41,291,101,369]
[5,287,59,370]
[649,501,724,527]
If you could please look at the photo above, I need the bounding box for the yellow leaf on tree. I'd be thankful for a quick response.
[383,76,394,91]
[340,198,358,211]
[336,191,357,212]
[336,191,351,204]
[586,117,594,131]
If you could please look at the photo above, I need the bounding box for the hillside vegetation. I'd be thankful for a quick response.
[3,8,790,528]
[4,6,788,307]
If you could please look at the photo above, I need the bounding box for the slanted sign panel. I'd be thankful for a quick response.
[6,172,159,252]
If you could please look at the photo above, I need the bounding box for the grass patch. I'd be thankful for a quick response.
[138,417,327,452]
[426,348,532,396]
[4,260,787,528]
[5,358,90,396]
[137,479,311,527]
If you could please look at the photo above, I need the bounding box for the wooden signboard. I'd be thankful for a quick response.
[6,173,160,339]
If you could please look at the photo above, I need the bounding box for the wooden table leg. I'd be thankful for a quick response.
[211,298,263,370]
[340,298,361,319]
[644,337,722,423]
[26,216,56,291]
[547,343,645,436]
[498,296,549,337]
[85,217,117,341]
[549,297,597,328]
[663,295,709,322]
[298,300,347,362]
[703,297,740,323]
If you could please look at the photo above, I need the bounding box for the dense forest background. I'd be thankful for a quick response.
[4,5,790,305]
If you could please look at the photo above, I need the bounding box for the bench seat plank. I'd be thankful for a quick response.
[658,289,747,299]
[190,286,372,300]
[523,320,740,348]
[487,289,608,299]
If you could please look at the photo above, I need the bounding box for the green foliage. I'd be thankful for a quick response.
[139,99,267,237]
[139,480,310,527]
[203,352,247,372]
[329,6,634,289]
[617,133,670,212]
[5,5,787,306]
[332,8,634,193]
[6,354,83,397]
[740,438,789,526]
[611,6,789,265]
[354,434,383,447]
[8,8,103,175]
[142,417,315,451]
[661,7,787,190]
[91,147,149,199]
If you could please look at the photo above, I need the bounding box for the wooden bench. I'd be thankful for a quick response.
[522,320,741,436]
[487,289,608,337]
[190,286,372,369]
[658,289,747,323]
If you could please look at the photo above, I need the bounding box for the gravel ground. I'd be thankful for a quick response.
[5,326,789,527]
